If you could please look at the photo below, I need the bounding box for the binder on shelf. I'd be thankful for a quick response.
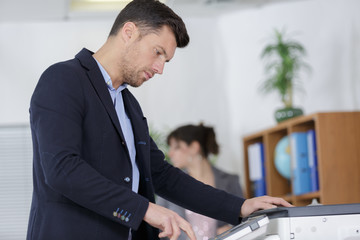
[307,129,319,192]
[290,132,311,195]
[248,142,266,197]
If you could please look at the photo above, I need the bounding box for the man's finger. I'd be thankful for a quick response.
[271,197,294,207]
[169,216,181,240]
[158,219,173,238]
[177,217,196,240]
[241,196,293,217]
[144,202,196,239]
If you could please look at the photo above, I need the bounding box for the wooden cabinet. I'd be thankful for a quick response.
[243,112,360,206]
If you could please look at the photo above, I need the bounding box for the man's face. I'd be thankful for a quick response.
[120,25,177,87]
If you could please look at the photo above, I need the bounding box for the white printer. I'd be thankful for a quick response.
[211,203,360,240]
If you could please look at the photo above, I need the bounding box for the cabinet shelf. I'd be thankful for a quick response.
[243,112,360,206]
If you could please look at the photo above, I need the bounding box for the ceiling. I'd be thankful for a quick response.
[0,0,303,22]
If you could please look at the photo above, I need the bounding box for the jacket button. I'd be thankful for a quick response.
[121,141,125,146]
[124,177,131,183]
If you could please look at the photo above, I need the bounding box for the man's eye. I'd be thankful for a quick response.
[154,48,161,55]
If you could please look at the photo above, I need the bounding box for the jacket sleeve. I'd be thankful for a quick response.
[149,143,245,226]
[215,170,244,228]
[30,63,148,230]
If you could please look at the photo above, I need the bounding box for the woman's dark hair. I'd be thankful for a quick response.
[167,123,219,158]
[109,0,189,48]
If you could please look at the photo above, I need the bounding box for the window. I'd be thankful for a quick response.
[0,125,33,239]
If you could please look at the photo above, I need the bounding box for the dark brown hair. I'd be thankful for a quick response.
[109,0,189,48]
[167,123,219,158]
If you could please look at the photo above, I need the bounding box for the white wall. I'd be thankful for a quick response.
[0,19,115,124]
[214,0,360,180]
[1,0,359,189]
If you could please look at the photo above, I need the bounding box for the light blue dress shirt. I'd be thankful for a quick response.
[94,59,140,194]
[95,59,140,240]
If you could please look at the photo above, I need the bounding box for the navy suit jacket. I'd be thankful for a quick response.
[27,48,245,240]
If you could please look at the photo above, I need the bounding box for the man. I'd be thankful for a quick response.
[27,0,292,239]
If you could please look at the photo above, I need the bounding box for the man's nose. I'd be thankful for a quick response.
[153,60,165,75]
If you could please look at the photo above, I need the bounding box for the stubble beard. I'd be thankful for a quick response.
[120,39,148,88]
[120,48,146,88]
[120,58,145,88]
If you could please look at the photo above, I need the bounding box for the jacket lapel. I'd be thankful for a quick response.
[121,88,150,171]
[75,48,126,143]
[121,89,145,136]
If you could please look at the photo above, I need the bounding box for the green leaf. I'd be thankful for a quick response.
[258,28,311,107]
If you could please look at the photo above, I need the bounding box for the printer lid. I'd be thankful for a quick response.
[247,203,360,220]
[210,214,269,240]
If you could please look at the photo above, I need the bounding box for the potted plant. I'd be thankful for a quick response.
[259,28,310,123]
[149,124,170,162]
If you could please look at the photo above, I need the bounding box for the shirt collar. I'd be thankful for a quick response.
[93,57,128,92]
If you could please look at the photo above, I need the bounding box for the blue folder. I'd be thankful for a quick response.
[290,132,311,195]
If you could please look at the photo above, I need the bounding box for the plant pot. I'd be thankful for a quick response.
[275,107,303,123]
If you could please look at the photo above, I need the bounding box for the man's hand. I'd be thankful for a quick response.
[240,195,293,217]
[144,202,196,240]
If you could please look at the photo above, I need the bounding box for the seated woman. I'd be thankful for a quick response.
[157,123,243,240]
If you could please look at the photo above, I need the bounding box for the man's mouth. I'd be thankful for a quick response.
[144,71,153,80]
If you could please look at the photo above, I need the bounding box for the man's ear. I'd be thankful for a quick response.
[121,22,139,43]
